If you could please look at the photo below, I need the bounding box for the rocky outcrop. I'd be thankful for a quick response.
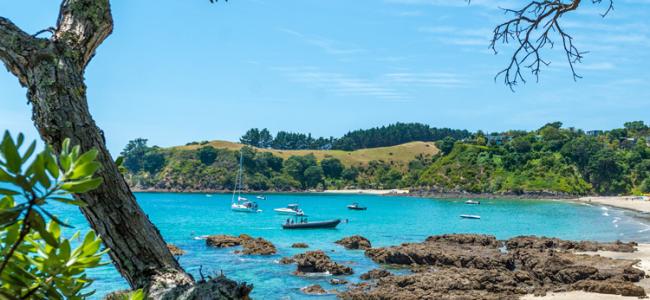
[291,242,309,248]
[300,284,327,295]
[167,243,185,256]
[365,234,514,270]
[359,269,391,280]
[336,235,372,250]
[506,236,638,253]
[340,234,646,300]
[330,278,349,285]
[290,250,353,275]
[205,234,276,255]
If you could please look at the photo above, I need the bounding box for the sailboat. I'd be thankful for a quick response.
[231,150,261,213]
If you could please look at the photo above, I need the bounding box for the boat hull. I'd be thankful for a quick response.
[347,206,367,210]
[274,208,304,216]
[282,219,341,229]
[460,214,480,219]
[232,204,261,213]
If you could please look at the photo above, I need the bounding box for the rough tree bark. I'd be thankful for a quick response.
[1,1,251,299]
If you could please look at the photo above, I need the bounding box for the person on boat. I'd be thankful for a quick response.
[286,218,290,224]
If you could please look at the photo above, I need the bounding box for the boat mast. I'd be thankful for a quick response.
[232,149,244,204]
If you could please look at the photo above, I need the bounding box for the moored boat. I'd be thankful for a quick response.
[230,151,261,213]
[274,204,305,216]
[282,219,341,229]
[460,214,481,219]
[347,203,367,210]
[465,200,480,205]
[256,195,266,200]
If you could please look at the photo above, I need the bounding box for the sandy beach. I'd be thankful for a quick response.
[522,244,650,300]
[321,189,410,195]
[570,196,650,214]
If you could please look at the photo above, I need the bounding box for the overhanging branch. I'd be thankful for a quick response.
[490,0,614,90]
[0,17,38,85]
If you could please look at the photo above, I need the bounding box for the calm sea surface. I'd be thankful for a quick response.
[45,193,650,299]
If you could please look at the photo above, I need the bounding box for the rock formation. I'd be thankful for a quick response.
[336,235,372,250]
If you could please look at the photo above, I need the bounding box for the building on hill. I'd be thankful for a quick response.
[486,134,510,146]
[586,130,604,137]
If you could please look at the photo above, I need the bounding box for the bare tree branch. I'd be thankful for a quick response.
[490,0,614,90]
[54,0,113,69]
[0,17,39,85]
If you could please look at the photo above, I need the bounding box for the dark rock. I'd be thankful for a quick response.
[278,257,294,264]
[300,284,327,295]
[506,236,638,253]
[293,250,353,275]
[360,269,391,280]
[340,234,647,300]
[336,235,372,250]
[330,278,348,285]
[291,242,309,248]
[425,233,499,247]
[167,243,185,256]
[205,234,276,255]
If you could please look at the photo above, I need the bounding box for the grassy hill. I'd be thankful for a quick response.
[176,140,439,168]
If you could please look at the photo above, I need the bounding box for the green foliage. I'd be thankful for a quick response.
[0,131,106,299]
[120,138,148,173]
[197,146,218,165]
[321,158,343,178]
[239,123,470,151]
[434,136,456,155]
[303,166,324,188]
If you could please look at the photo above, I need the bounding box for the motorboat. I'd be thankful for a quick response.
[256,195,266,200]
[282,218,341,229]
[230,151,261,213]
[347,203,367,210]
[460,214,481,219]
[465,200,480,205]
[274,204,305,216]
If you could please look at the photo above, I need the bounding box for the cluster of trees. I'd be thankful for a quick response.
[120,138,166,174]
[125,143,423,191]
[239,123,470,151]
[419,121,650,195]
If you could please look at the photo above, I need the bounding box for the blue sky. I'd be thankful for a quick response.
[1,0,649,155]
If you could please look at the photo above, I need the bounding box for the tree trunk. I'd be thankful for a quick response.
[1,1,251,298]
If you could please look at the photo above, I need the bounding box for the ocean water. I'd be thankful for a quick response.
[41,193,650,299]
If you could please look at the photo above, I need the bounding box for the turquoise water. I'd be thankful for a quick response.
[45,193,650,299]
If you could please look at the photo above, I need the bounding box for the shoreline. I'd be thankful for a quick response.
[131,187,649,213]
[522,243,650,299]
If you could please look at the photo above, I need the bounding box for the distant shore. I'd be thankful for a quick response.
[568,196,650,214]
[131,187,649,213]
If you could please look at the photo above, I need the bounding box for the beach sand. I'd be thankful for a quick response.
[522,244,650,300]
[570,196,650,214]
[321,189,410,195]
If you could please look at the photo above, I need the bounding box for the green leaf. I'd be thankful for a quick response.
[28,211,59,247]
[0,167,13,182]
[39,207,73,228]
[49,196,87,207]
[61,138,71,156]
[1,131,21,173]
[70,162,101,180]
[61,177,103,193]
[21,141,36,163]
[0,205,24,227]
[45,151,60,179]
[75,149,99,167]
[115,156,124,166]
[0,188,19,195]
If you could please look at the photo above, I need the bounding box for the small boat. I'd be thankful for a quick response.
[230,151,261,213]
[465,200,480,205]
[347,203,367,210]
[256,195,266,200]
[460,214,481,219]
[282,219,341,229]
[274,204,305,216]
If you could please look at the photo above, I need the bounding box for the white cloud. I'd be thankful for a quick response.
[278,28,365,55]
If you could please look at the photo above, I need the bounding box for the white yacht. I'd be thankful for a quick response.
[274,204,304,216]
[230,151,261,213]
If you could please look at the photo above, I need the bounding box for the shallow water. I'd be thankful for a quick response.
[46,193,650,299]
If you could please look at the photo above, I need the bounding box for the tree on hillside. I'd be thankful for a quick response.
[435,136,456,155]
[197,146,218,165]
[0,1,250,298]
[121,138,149,173]
[259,128,274,148]
[321,158,344,178]
[240,128,261,147]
